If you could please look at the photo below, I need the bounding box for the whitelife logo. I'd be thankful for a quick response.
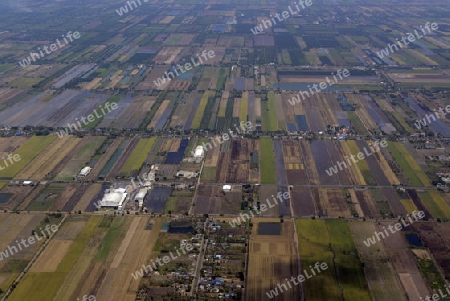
[325,140,388,176]
[287,69,350,106]
[250,0,313,34]
[376,22,438,59]
[413,105,450,130]
[55,102,118,138]
[362,211,425,247]
[116,0,149,16]
[18,31,81,68]
[0,224,58,261]
[266,262,328,299]
[0,153,21,171]
[153,50,216,88]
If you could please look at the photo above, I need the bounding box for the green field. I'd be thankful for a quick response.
[347,111,368,135]
[26,184,66,211]
[345,141,377,186]
[0,136,56,179]
[260,137,276,184]
[387,142,430,186]
[200,166,216,181]
[418,192,450,220]
[192,91,214,129]
[94,216,126,260]
[8,216,102,301]
[239,95,248,123]
[261,91,278,131]
[120,137,156,176]
[296,219,371,301]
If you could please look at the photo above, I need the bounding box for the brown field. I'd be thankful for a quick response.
[348,221,408,301]
[318,188,352,217]
[226,139,259,183]
[0,185,36,211]
[73,183,103,212]
[215,150,231,183]
[153,47,183,64]
[15,136,80,180]
[109,96,155,129]
[94,217,163,301]
[148,100,171,129]
[411,222,450,280]
[353,189,381,218]
[193,184,241,215]
[299,141,319,185]
[246,219,300,301]
[381,221,430,301]
[0,137,29,158]
[136,66,171,90]
[204,139,220,167]
[30,240,73,272]
[50,183,79,211]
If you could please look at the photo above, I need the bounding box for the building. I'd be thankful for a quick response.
[194,146,205,158]
[223,185,231,192]
[77,166,92,178]
[99,187,127,211]
[134,188,148,208]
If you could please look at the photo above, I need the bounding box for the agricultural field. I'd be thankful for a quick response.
[296,219,371,301]
[0,136,56,179]
[246,219,300,301]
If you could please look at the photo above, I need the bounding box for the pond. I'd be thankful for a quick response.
[405,233,423,247]
[258,222,281,235]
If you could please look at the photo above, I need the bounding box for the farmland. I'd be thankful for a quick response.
[1,0,450,300]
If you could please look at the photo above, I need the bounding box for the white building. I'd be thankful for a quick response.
[135,188,148,208]
[99,188,127,211]
[223,185,231,192]
[77,166,92,178]
[194,146,205,158]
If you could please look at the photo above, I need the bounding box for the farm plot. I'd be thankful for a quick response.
[0,137,29,156]
[381,220,431,301]
[26,183,67,211]
[246,219,300,301]
[297,219,372,301]
[258,185,279,217]
[8,215,103,301]
[282,140,308,185]
[290,187,315,217]
[226,139,259,183]
[418,191,450,220]
[145,187,172,214]
[119,137,156,178]
[87,138,124,180]
[387,142,431,187]
[318,188,352,217]
[299,141,319,185]
[348,221,408,301]
[55,136,106,181]
[310,140,339,185]
[352,189,381,218]
[0,214,46,295]
[15,136,80,180]
[409,222,450,284]
[0,185,37,211]
[0,136,56,179]
[260,138,276,184]
[100,138,133,181]
[193,185,240,215]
